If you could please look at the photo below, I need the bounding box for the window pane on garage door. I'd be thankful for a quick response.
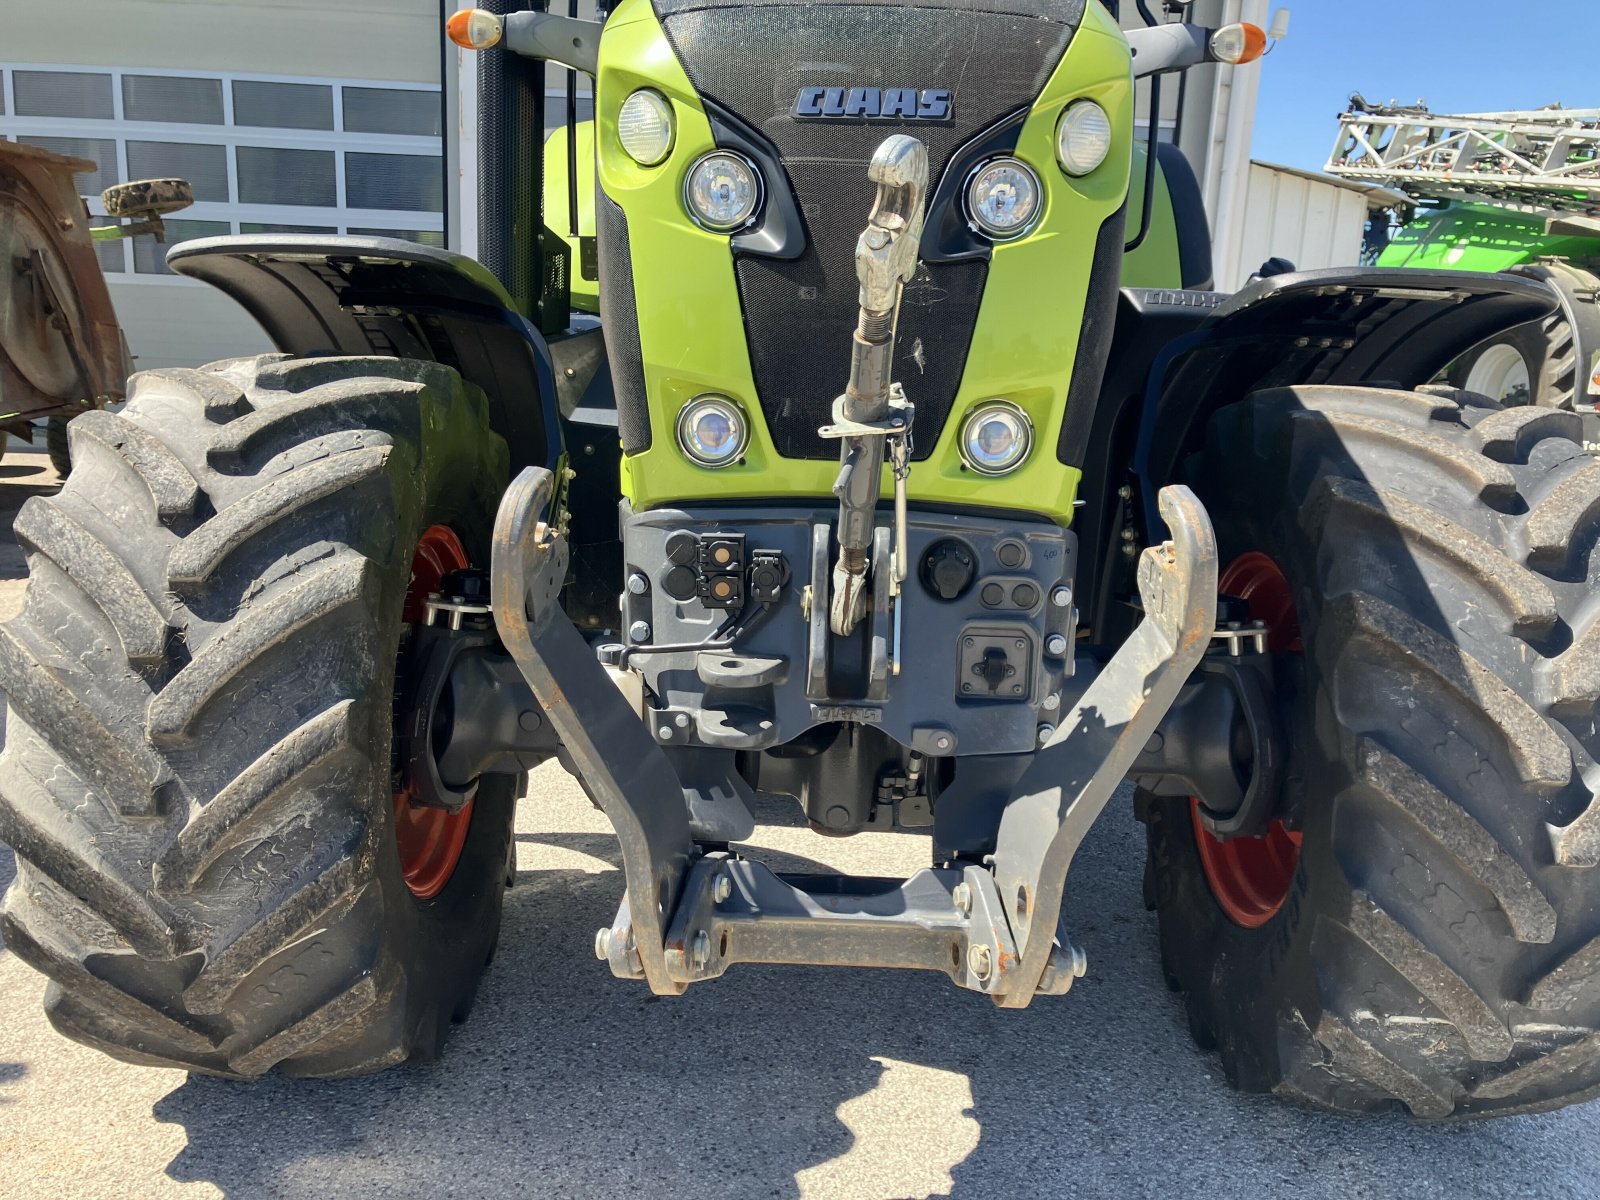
[342,87,441,137]
[13,71,114,119]
[122,75,224,125]
[232,80,334,131]
[239,222,338,235]
[237,146,337,207]
[126,141,229,203]
[345,153,442,212]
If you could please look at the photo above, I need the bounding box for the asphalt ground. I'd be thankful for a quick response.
[2,451,1599,1198]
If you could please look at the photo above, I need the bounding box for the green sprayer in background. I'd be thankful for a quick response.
[1329,97,1600,408]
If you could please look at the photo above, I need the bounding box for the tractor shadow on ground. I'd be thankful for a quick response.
[150,788,1595,1200]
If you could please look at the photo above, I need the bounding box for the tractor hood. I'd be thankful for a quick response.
[654,0,1089,462]
[597,0,1132,520]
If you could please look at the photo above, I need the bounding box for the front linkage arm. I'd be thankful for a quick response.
[492,468,1217,1005]
[491,467,696,995]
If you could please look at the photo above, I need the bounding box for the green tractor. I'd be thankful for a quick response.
[2,0,1595,1121]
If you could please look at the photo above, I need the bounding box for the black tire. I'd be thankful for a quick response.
[45,415,71,479]
[1449,261,1600,411]
[1143,384,1600,1118]
[0,354,513,1079]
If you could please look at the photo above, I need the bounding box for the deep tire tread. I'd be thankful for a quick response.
[1146,383,1600,1118]
[0,354,511,1079]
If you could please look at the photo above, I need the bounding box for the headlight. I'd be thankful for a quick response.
[684,152,763,232]
[965,158,1041,241]
[677,395,747,468]
[960,403,1033,476]
[618,90,675,166]
[1057,101,1112,177]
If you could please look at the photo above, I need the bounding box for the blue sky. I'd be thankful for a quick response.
[1249,1,1600,172]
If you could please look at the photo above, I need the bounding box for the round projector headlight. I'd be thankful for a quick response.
[1057,100,1113,177]
[966,158,1042,241]
[684,152,762,233]
[960,403,1033,476]
[618,90,675,166]
[677,395,747,468]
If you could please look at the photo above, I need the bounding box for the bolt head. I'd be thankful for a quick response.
[657,725,674,740]
[968,942,993,981]
[594,927,612,961]
[951,882,972,915]
[1071,943,1088,978]
[629,620,652,643]
[674,712,690,729]
[627,572,650,596]
[713,873,733,904]
[1037,724,1055,747]
[691,929,712,969]
[1044,633,1068,657]
[1050,586,1072,608]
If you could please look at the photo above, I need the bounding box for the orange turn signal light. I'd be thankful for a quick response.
[1210,22,1268,65]
[447,8,504,50]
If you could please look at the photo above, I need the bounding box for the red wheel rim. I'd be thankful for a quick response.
[393,525,475,900]
[1192,551,1304,928]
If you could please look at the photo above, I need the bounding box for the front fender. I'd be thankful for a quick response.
[1074,266,1557,648]
[168,235,563,472]
[1136,266,1558,495]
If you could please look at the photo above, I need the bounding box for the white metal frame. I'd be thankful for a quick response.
[1,62,446,284]
[1327,106,1600,213]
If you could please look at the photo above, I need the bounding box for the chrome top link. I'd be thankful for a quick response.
[827,135,929,639]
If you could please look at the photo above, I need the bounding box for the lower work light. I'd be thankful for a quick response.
[960,403,1033,476]
[677,395,747,468]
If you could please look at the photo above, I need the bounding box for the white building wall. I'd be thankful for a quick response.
[1221,163,1371,290]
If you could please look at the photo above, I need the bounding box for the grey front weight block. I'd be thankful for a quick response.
[492,469,1216,1005]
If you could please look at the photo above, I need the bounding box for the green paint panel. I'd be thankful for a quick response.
[1379,201,1600,273]
[1119,141,1184,289]
[598,0,1132,524]
[543,120,599,313]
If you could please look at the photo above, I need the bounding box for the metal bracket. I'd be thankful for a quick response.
[491,467,696,995]
[817,386,914,441]
[658,857,1030,994]
[502,12,603,75]
[987,485,1217,1007]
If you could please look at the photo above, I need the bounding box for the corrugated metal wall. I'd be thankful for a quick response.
[1220,163,1371,290]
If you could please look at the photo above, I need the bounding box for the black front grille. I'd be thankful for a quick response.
[658,2,1081,460]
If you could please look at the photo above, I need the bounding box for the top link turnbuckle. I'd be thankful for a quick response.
[824,135,928,638]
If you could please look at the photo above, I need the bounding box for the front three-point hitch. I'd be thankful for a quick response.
[487,465,1218,1002]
